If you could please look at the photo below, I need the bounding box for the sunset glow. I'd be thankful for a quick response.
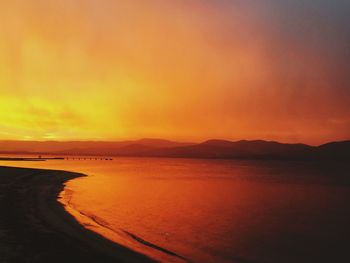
[1,1,349,144]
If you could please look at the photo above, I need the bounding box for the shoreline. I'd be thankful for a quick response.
[0,166,155,263]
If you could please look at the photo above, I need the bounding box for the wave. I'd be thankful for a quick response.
[61,188,189,262]
[122,230,187,261]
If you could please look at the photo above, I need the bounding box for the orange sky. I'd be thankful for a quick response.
[0,1,349,145]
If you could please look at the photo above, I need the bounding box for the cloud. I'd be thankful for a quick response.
[0,1,349,143]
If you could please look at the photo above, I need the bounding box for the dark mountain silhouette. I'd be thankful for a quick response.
[0,139,193,155]
[0,139,349,160]
[146,140,314,159]
[316,141,350,160]
[134,138,194,148]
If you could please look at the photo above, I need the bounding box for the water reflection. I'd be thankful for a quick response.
[0,157,349,262]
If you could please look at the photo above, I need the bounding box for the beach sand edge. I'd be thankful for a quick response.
[0,165,155,263]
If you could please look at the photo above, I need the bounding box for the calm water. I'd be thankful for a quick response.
[1,157,349,262]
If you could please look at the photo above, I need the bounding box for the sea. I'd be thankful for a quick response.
[0,156,349,262]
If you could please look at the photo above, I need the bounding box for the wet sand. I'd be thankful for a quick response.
[0,166,154,263]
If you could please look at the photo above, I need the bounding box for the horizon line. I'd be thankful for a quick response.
[0,137,349,147]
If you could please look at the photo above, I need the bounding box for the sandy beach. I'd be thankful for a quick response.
[0,165,154,263]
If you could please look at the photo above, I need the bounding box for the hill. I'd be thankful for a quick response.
[0,139,349,160]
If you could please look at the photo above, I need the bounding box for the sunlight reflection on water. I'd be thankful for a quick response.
[1,156,349,262]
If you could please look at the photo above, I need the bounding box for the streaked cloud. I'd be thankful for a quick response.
[0,1,348,144]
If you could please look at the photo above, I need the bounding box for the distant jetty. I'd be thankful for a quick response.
[0,157,64,161]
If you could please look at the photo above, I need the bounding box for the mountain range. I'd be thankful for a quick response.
[0,139,349,160]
